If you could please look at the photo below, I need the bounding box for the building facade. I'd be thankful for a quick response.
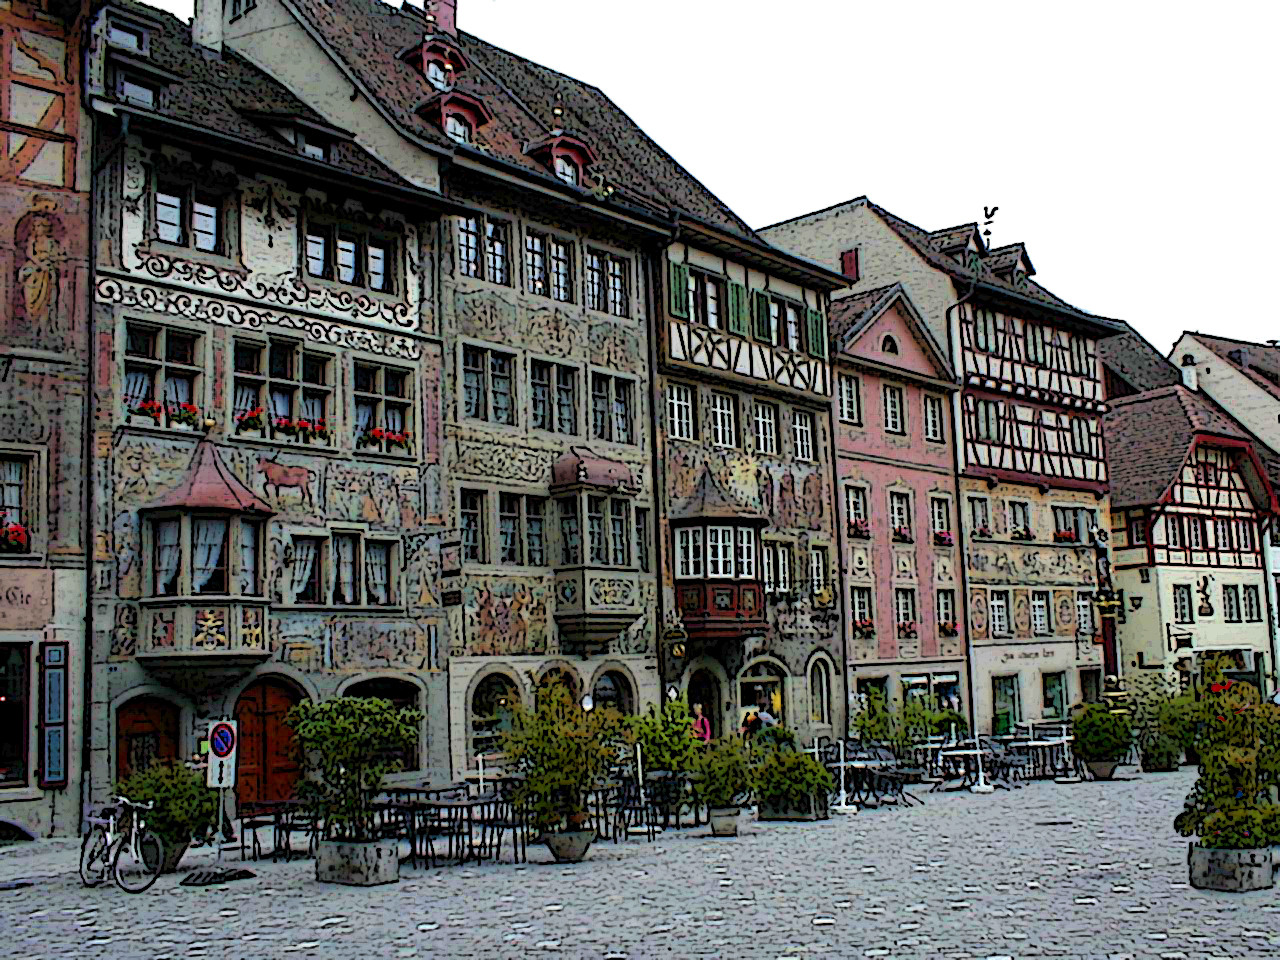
[1104,383,1276,689]
[827,285,966,713]
[0,0,90,837]
[86,1,458,814]
[762,199,1121,733]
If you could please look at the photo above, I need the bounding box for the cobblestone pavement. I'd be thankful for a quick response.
[4,768,1280,960]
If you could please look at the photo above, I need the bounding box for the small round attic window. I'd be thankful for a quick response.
[881,335,899,354]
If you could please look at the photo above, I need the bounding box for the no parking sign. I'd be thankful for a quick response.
[207,720,238,789]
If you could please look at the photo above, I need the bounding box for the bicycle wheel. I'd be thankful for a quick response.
[112,831,164,893]
[78,830,110,887]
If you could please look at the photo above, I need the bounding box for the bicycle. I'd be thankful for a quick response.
[79,795,165,893]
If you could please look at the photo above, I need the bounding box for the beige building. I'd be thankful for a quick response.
[762,199,1121,733]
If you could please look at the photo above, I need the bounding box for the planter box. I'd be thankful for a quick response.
[127,414,162,428]
[1084,760,1120,781]
[545,830,594,863]
[708,806,740,837]
[1189,843,1275,892]
[235,428,264,440]
[758,795,829,822]
[315,838,399,886]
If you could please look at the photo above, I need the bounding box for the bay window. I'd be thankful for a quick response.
[707,526,734,577]
[146,513,262,599]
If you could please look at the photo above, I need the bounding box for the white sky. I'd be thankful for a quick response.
[149,0,1279,354]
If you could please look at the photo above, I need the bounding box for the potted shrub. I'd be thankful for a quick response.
[0,522,30,554]
[115,759,218,874]
[503,679,622,863]
[286,695,422,886]
[1177,661,1279,891]
[1128,673,1183,773]
[1071,702,1132,780]
[974,524,992,539]
[932,530,954,547]
[698,737,752,837]
[167,402,202,430]
[753,737,833,822]
[848,518,870,539]
[234,406,265,437]
[892,526,913,543]
[1010,526,1034,541]
[938,620,959,638]
[129,399,164,427]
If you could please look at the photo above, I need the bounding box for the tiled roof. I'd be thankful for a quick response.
[288,0,756,236]
[107,0,410,186]
[142,440,274,515]
[1104,385,1250,508]
[928,224,980,252]
[828,284,899,343]
[1099,329,1183,393]
[829,283,955,381]
[983,242,1034,277]
[1185,333,1280,403]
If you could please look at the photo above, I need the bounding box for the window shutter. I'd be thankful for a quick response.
[668,261,690,319]
[727,281,748,336]
[806,308,828,359]
[840,248,859,282]
[38,642,68,789]
[751,290,771,342]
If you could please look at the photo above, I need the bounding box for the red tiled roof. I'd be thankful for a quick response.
[550,448,637,492]
[1104,385,1252,509]
[142,440,273,515]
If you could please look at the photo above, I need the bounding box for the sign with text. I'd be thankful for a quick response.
[0,569,53,631]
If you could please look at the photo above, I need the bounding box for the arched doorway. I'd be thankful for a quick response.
[591,670,635,715]
[116,696,180,783]
[687,669,722,739]
[234,678,304,808]
[343,677,422,772]
[739,660,788,728]
[471,672,521,759]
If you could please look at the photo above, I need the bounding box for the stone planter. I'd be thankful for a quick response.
[708,806,740,837]
[544,830,594,863]
[1084,760,1120,781]
[1189,843,1275,892]
[160,840,188,875]
[315,838,399,886]
[758,795,829,822]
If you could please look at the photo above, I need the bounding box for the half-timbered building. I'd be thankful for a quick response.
[0,0,90,837]
[1104,381,1276,688]
[762,198,1125,733]
[86,0,461,812]
[828,284,967,714]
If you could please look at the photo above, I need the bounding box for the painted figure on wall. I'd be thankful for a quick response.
[14,197,67,330]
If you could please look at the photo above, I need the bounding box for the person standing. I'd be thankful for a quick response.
[690,702,712,742]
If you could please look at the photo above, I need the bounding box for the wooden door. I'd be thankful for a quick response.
[116,696,179,784]
[234,678,303,808]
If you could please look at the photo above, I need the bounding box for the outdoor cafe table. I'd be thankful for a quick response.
[1013,737,1073,779]
[829,759,897,807]
[932,747,991,791]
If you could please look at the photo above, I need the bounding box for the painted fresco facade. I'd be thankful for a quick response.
[830,288,966,714]
[0,0,90,837]
[657,234,845,744]
[761,199,1118,733]
[86,3,454,814]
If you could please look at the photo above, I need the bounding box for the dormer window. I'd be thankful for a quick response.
[108,22,147,52]
[297,130,328,161]
[445,113,472,144]
[117,74,157,108]
[554,156,579,186]
[427,60,448,90]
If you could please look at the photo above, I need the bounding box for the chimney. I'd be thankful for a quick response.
[192,0,223,55]
[427,0,457,35]
[1180,353,1198,392]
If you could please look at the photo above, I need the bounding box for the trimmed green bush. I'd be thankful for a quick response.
[753,748,833,812]
[1071,703,1132,763]
[697,737,752,809]
[116,759,217,855]
[1140,733,1182,773]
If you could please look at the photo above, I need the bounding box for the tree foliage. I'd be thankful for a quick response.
[116,759,218,849]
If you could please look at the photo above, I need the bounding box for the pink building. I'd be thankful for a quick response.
[831,285,967,713]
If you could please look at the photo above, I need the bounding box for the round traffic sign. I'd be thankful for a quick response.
[209,722,236,759]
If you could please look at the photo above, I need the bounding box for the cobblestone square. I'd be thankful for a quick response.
[4,768,1280,960]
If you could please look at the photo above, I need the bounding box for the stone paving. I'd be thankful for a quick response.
[3,767,1280,959]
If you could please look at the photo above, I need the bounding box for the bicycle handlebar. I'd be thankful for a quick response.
[112,795,154,811]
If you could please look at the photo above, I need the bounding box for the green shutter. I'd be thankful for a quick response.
[727,281,748,336]
[668,261,690,319]
[806,308,828,358]
[751,290,771,342]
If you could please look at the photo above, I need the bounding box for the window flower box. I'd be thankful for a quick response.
[848,519,870,539]
[1010,526,1035,541]
[167,402,202,430]
[851,619,875,640]
[892,526,913,544]
[973,524,992,539]
[896,620,918,639]
[295,418,330,444]
[129,400,164,428]
[1053,530,1079,544]
[938,620,959,638]
[273,417,300,439]
[234,406,266,436]
[357,427,411,452]
[1,522,30,554]
[933,530,954,547]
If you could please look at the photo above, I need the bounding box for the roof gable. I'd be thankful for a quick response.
[1185,333,1280,403]
[832,284,955,382]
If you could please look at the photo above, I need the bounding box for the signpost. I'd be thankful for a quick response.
[207,720,237,863]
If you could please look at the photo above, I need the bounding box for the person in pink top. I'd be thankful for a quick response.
[690,702,712,742]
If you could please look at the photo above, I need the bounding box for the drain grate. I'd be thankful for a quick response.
[180,867,256,887]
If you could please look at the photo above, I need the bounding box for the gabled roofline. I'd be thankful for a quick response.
[756,195,869,233]
[835,283,956,382]
[675,215,849,291]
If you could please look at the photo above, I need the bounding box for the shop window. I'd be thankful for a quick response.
[471,673,520,758]
[592,671,634,715]
[992,675,1020,736]
[809,659,832,726]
